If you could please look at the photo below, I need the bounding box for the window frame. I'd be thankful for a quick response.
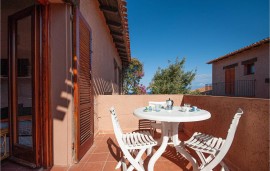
[241,57,257,76]
[245,63,255,75]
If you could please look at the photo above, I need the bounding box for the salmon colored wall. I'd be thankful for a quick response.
[183,95,269,171]
[96,95,184,133]
[212,44,269,98]
[50,0,124,166]
[79,0,124,136]
[50,4,73,166]
[79,0,123,96]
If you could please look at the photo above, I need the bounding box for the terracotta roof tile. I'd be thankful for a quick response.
[207,37,269,64]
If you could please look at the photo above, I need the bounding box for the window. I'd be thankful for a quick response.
[245,63,255,75]
[242,57,257,75]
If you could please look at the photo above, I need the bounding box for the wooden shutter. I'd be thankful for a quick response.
[74,11,94,161]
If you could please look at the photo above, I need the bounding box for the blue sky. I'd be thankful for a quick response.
[126,0,269,90]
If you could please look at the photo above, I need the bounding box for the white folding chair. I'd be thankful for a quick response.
[182,108,244,171]
[110,107,157,171]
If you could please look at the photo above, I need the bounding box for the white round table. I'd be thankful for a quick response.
[133,106,211,171]
[134,106,211,122]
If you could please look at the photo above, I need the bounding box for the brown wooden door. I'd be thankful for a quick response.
[8,6,40,167]
[74,11,94,161]
[225,68,235,96]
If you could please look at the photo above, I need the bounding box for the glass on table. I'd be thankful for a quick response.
[184,103,191,107]
[155,104,161,112]
[183,103,191,112]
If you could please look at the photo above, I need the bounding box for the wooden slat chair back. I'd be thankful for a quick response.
[183,108,244,171]
[110,107,157,171]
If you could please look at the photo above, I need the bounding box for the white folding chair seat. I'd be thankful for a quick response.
[121,131,157,149]
[110,107,157,171]
[182,108,244,171]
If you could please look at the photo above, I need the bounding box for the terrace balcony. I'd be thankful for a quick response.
[1,95,269,171]
[205,80,256,97]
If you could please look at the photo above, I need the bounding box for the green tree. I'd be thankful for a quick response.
[123,58,144,94]
[187,89,202,95]
[148,57,196,94]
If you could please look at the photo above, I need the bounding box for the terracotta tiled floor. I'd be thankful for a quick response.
[1,132,198,171]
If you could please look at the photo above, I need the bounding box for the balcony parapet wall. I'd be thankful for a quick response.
[183,95,269,171]
[96,94,269,171]
[95,95,183,133]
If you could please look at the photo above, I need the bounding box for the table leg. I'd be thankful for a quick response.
[148,122,169,171]
[172,123,199,171]
[148,122,199,171]
[174,145,199,171]
[171,122,180,145]
[156,126,164,145]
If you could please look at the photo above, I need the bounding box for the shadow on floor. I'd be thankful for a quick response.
[106,133,194,171]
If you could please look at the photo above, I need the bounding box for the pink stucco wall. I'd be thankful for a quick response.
[96,95,269,170]
[79,0,123,95]
[96,95,184,133]
[212,43,269,98]
[79,0,125,139]
[50,4,73,166]
[50,0,125,166]
[183,95,269,171]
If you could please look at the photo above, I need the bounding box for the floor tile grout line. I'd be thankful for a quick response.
[67,157,88,171]
[101,153,110,171]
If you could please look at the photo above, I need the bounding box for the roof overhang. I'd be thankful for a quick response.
[98,0,131,67]
[207,37,269,64]
[41,0,131,67]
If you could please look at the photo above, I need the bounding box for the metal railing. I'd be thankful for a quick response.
[206,80,255,97]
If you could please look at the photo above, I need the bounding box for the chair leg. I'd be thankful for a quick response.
[115,160,122,169]
[220,161,230,171]
[196,151,207,165]
[133,150,144,167]
[122,159,127,171]
[146,147,153,156]
[126,148,147,171]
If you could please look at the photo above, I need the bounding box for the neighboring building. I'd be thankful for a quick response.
[207,38,269,98]
[194,85,212,95]
[1,0,130,168]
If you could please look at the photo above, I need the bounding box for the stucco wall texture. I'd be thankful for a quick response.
[50,1,124,165]
[79,0,124,141]
[212,43,269,98]
[50,4,73,166]
[79,0,123,96]
[96,95,269,171]
[96,95,184,133]
[183,95,269,171]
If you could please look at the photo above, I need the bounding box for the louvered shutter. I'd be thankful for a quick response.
[74,11,94,161]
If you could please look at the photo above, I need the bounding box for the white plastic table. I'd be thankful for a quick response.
[133,106,211,171]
